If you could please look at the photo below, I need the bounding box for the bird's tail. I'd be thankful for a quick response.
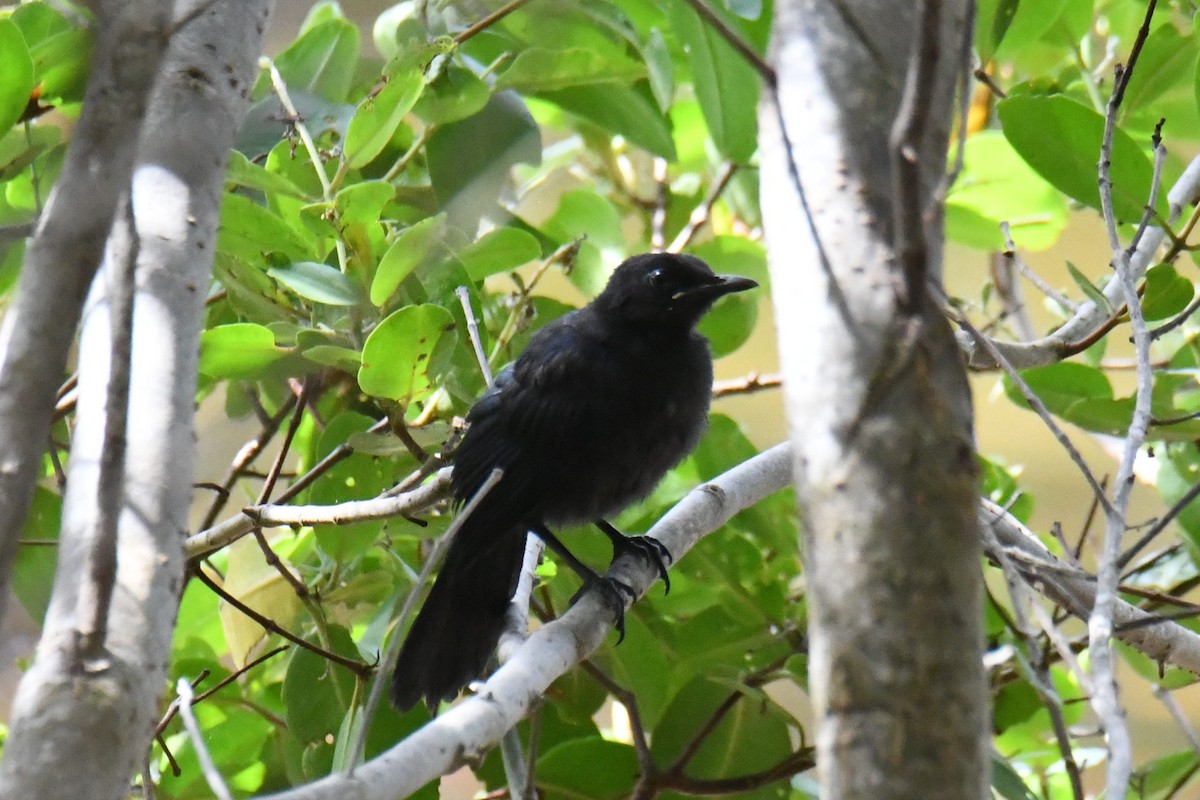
[391,518,528,711]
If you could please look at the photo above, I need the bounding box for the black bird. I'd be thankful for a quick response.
[391,252,757,711]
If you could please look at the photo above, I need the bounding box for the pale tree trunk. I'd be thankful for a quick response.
[0,2,272,798]
[760,1,989,798]
[0,0,172,621]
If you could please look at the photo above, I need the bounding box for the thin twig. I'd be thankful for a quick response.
[1089,4,1160,792]
[1000,221,1078,312]
[456,286,494,385]
[711,372,782,398]
[668,162,737,253]
[175,678,235,800]
[192,566,371,677]
[943,297,1114,517]
[454,0,533,44]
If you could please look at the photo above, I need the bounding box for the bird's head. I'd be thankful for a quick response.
[593,253,758,330]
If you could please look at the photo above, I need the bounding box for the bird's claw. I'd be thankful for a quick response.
[612,535,673,595]
[570,576,636,643]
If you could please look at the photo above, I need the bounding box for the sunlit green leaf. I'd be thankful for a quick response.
[344,67,425,169]
[358,303,455,401]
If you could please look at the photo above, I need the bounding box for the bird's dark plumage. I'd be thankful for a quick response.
[391,252,757,711]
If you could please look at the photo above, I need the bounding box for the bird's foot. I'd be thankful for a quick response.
[571,575,636,643]
[596,521,673,594]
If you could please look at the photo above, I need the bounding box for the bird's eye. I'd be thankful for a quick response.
[645,268,668,287]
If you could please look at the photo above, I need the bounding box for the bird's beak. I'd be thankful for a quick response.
[672,274,759,302]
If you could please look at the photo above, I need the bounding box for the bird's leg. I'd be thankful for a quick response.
[530,523,635,642]
[594,520,672,595]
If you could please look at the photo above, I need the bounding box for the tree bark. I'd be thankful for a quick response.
[760,1,989,798]
[0,0,172,622]
[0,2,272,797]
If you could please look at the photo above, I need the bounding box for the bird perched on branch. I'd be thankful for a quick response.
[391,252,757,711]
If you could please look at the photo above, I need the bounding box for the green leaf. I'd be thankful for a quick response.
[1066,261,1110,312]
[268,262,361,306]
[358,304,455,401]
[670,2,760,162]
[344,67,425,169]
[1123,25,1197,123]
[538,84,675,159]
[198,323,286,379]
[373,1,427,60]
[273,18,360,104]
[282,626,357,743]
[946,131,1068,252]
[991,756,1039,800]
[334,180,395,227]
[651,677,793,798]
[1141,263,1194,322]
[1003,362,1135,436]
[427,92,542,231]
[370,214,447,307]
[0,20,35,135]
[218,193,316,263]
[537,739,639,800]
[11,486,60,624]
[225,150,310,200]
[496,47,647,93]
[998,94,1163,223]
[412,63,491,125]
[1132,750,1200,800]
[309,412,390,560]
[458,227,541,281]
[302,344,362,371]
[992,0,1067,61]
[975,0,1020,63]
[690,237,764,357]
[540,190,625,296]
[644,28,674,111]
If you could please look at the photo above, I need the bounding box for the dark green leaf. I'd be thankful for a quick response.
[991,756,1039,800]
[998,94,1164,223]
[651,676,794,799]
[281,626,357,743]
[427,92,542,231]
[11,486,60,624]
[268,262,361,306]
[1066,261,1110,312]
[644,28,674,110]
[309,412,390,560]
[670,3,759,162]
[358,304,456,401]
[273,18,360,104]
[537,739,639,800]
[539,84,675,159]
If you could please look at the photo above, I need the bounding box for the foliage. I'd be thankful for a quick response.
[1,0,1200,798]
